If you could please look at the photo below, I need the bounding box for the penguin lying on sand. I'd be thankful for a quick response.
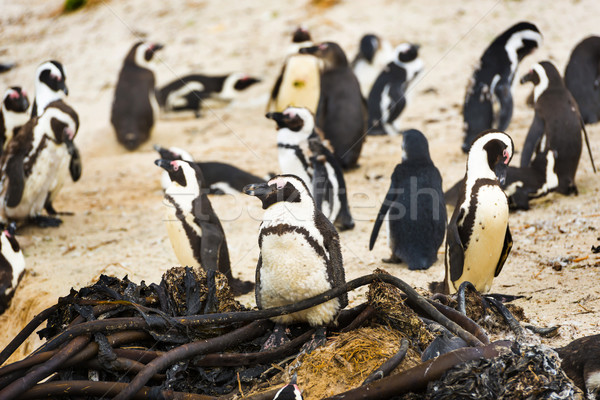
[0,222,25,315]
[369,129,446,270]
[462,22,542,153]
[156,73,260,117]
[155,158,254,296]
[244,175,347,349]
[351,33,394,99]
[367,43,423,136]
[564,36,600,125]
[154,145,266,195]
[111,42,163,151]
[438,130,514,294]
[0,87,29,152]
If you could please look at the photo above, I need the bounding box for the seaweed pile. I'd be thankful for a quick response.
[0,268,586,399]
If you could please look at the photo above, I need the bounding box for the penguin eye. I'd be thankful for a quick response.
[503,149,510,164]
[9,91,19,99]
[318,43,328,50]
[170,161,179,171]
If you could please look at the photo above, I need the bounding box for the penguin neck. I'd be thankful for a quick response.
[2,107,28,136]
[165,180,200,215]
[533,72,549,102]
[393,58,424,83]
[216,75,239,100]
[277,127,311,146]
[34,84,64,117]
[262,197,316,231]
[466,150,497,181]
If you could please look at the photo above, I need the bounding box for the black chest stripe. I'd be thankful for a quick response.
[259,224,327,262]
[23,135,50,177]
[459,178,500,246]
[277,143,311,172]
[165,194,203,264]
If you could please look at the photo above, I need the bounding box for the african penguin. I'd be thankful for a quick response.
[520,61,588,195]
[31,60,68,117]
[564,36,600,125]
[243,175,347,328]
[555,334,600,398]
[111,41,163,151]
[268,28,321,114]
[300,42,367,169]
[266,107,354,230]
[0,100,79,227]
[273,375,303,400]
[154,145,266,195]
[462,22,542,153]
[0,222,25,315]
[156,73,260,117]
[369,129,446,270]
[155,158,253,296]
[442,130,514,294]
[0,87,30,151]
[367,43,423,136]
[351,33,394,99]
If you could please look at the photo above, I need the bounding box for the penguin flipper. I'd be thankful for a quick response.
[446,209,465,283]
[494,225,513,277]
[197,221,225,272]
[494,82,513,131]
[5,154,25,208]
[67,141,82,182]
[520,112,545,168]
[368,186,395,250]
[268,65,285,112]
[386,82,407,125]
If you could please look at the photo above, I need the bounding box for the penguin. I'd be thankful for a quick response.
[519,61,592,195]
[243,174,347,335]
[442,130,514,294]
[0,87,30,151]
[155,158,253,296]
[0,222,25,315]
[300,42,367,169]
[369,129,446,270]
[154,145,266,195]
[31,60,68,117]
[111,41,163,151]
[555,334,600,398]
[564,36,600,124]
[0,222,25,314]
[156,73,261,117]
[273,375,303,400]
[268,28,321,114]
[462,22,542,153]
[0,100,79,227]
[367,43,423,136]
[266,107,354,231]
[0,63,16,74]
[351,33,395,99]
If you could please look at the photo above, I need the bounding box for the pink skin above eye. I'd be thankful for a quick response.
[170,161,179,171]
[503,149,510,164]
[270,178,286,189]
[318,43,327,50]
[8,91,19,99]
[284,110,296,118]
[3,230,10,238]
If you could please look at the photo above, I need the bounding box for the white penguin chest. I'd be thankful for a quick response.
[278,148,312,187]
[163,199,202,269]
[276,55,321,114]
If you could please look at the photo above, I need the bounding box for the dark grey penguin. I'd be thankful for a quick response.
[154,145,266,194]
[367,43,423,136]
[351,33,394,99]
[520,61,594,195]
[300,42,367,169]
[156,73,260,117]
[555,334,600,398]
[369,129,446,270]
[111,41,163,150]
[462,22,542,152]
[155,158,254,296]
[564,36,600,124]
[243,175,347,348]
[442,130,514,294]
[0,87,29,152]
[0,222,25,315]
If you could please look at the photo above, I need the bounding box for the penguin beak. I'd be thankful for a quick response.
[6,222,16,238]
[266,112,289,129]
[298,45,317,55]
[62,83,69,96]
[150,43,164,52]
[63,127,75,142]
[155,159,175,172]
[494,162,508,186]
[153,145,172,159]
[243,182,273,198]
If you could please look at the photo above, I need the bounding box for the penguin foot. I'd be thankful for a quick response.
[367,127,387,136]
[30,215,63,228]
[382,254,402,264]
[261,324,290,351]
[229,278,255,296]
[299,326,328,354]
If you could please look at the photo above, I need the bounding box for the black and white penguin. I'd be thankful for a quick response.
[519,61,589,195]
[351,33,394,99]
[369,129,446,270]
[442,130,514,294]
[564,36,600,125]
[273,375,303,400]
[300,42,366,169]
[243,174,347,329]
[31,60,68,117]
[154,145,266,195]
[0,100,79,227]
[156,73,261,117]
[367,43,423,136]
[111,41,163,151]
[266,107,354,230]
[0,87,29,151]
[155,158,253,296]
[462,22,542,153]
[0,222,25,315]
[268,28,321,114]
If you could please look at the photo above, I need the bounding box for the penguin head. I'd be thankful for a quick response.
[502,22,542,62]
[155,159,204,190]
[359,34,381,63]
[467,130,514,184]
[273,374,303,400]
[266,107,314,135]
[41,100,79,144]
[153,144,194,162]
[292,26,312,44]
[35,60,68,103]
[219,73,261,100]
[128,41,164,69]
[1,222,20,253]
[300,42,348,70]
[401,129,432,164]
[2,87,29,113]
[394,43,420,64]
[243,174,312,210]
[520,61,561,102]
